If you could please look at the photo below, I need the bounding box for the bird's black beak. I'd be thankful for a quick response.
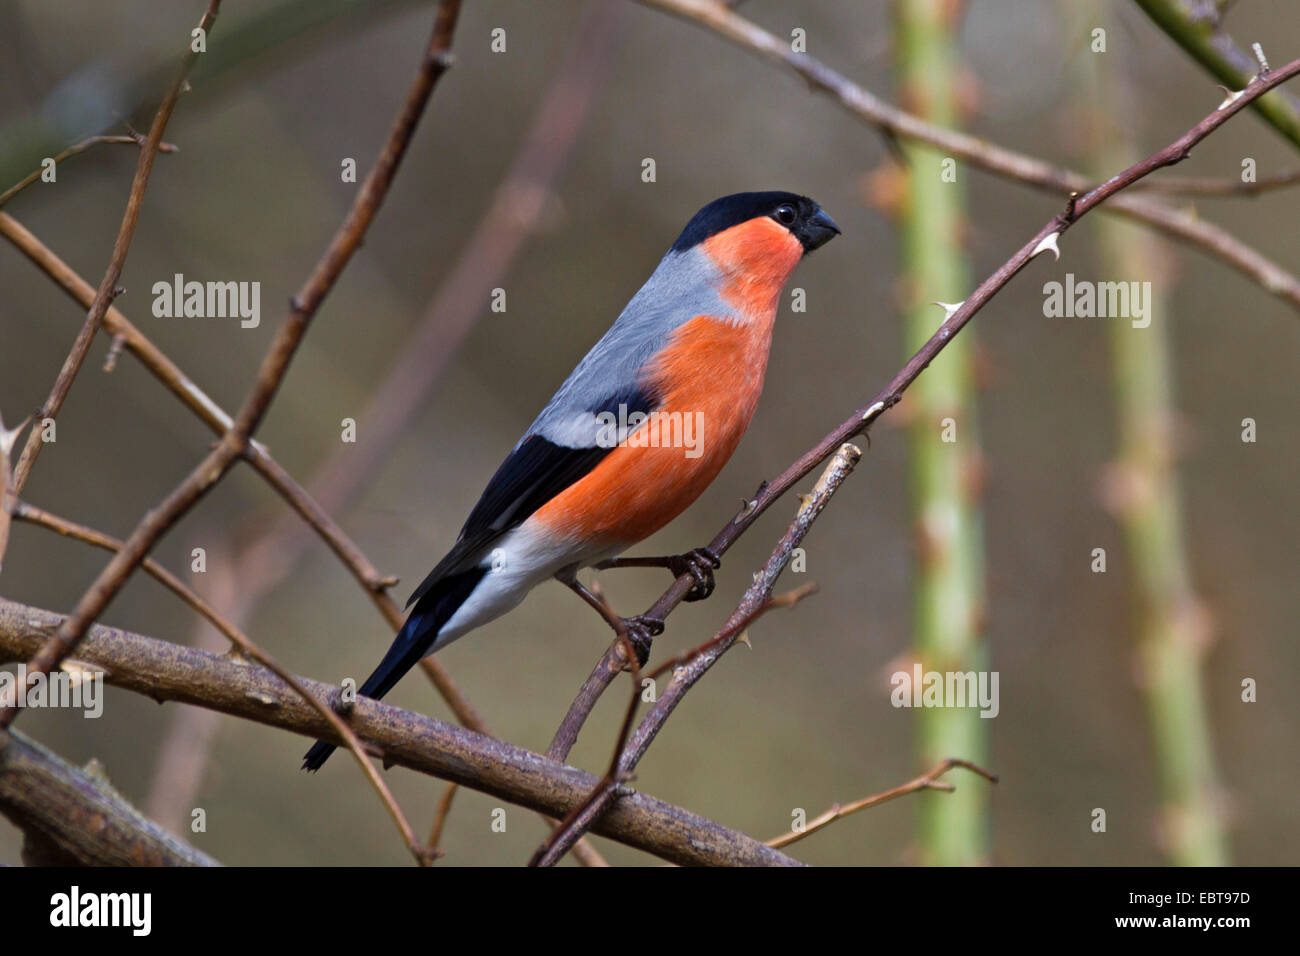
[799,207,841,252]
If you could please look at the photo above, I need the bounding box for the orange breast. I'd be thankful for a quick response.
[702,217,804,318]
[532,312,776,548]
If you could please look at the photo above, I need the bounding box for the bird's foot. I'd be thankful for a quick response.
[617,614,665,667]
[667,547,722,602]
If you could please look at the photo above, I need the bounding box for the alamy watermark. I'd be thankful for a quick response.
[0,663,103,718]
[1043,273,1152,328]
[152,273,260,328]
[594,404,704,459]
[890,663,999,718]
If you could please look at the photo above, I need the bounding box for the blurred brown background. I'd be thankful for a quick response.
[0,0,1296,865]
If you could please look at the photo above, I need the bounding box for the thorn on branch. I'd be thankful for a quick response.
[933,300,965,321]
[1031,231,1061,261]
[0,418,29,459]
[1215,86,1246,110]
[860,399,887,422]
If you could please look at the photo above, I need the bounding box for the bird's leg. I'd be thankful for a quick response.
[594,546,722,602]
[555,567,663,665]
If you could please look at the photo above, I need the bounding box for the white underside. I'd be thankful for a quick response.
[429,520,623,654]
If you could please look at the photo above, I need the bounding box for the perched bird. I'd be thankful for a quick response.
[303,191,838,770]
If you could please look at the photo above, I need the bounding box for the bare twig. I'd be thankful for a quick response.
[634,0,1300,310]
[9,501,436,865]
[13,502,258,655]
[529,625,650,867]
[1134,0,1300,148]
[0,133,178,208]
[0,208,607,869]
[535,444,862,865]
[0,597,801,867]
[10,0,222,496]
[0,0,464,730]
[140,1,623,853]
[765,758,998,850]
[427,782,459,856]
[0,210,483,723]
[548,49,1300,797]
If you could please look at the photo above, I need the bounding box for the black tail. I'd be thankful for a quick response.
[302,567,487,772]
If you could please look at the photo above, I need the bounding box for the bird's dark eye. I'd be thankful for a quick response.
[774,204,797,226]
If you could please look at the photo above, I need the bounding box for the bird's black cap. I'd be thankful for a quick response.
[671,191,840,254]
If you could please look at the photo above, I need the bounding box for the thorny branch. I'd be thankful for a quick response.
[534,444,862,866]
[541,49,1300,858]
[1134,0,1300,149]
[550,5,1300,764]
[0,0,1294,867]
[636,0,1300,310]
[0,0,464,731]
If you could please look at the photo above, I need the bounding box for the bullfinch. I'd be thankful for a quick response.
[303,191,838,770]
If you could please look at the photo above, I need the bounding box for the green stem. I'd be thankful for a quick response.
[1133,0,1300,149]
[896,0,988,866]
[1085,1,1229,865]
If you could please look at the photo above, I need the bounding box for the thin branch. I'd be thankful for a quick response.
[0,210,484,714]
[10,0,222,496]
[535,444,862,865]
[8,501,436,865]
[765,758,999,850]
[530,626,651,867]
[13,502,257,654]
[0,211,606,870]
[635,0,1300,310]
[139,2,622,859]
[0,597,801,867]
[427,782,459,856]
[0,0,464,730]
[548,49,1300,792]
[0,729,219,866]
[0,133,178,208]
[0,55,614,871]
[1133,0,1300,149]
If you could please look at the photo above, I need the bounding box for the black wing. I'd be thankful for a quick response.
[406,385,656,607]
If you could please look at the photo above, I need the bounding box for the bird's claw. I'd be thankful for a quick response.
[669,546,722,602]
[618,614,665,666]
